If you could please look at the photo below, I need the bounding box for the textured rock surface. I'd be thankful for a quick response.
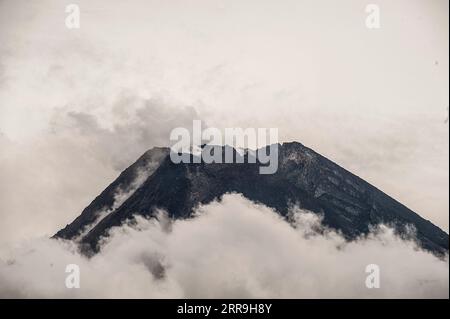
[54,142,449,255]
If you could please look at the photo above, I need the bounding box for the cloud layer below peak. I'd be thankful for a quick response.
[0,194,447,298]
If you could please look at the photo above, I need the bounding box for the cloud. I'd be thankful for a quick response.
[51,94,198,170]
[0,194,447,298]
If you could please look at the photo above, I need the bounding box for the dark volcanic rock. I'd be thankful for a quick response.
[54,142,449,255]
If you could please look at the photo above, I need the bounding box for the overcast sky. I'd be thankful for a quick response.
[0,0,448,246]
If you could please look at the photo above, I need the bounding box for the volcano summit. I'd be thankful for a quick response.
[54,142,449,255]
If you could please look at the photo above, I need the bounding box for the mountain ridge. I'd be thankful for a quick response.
[54,142,449,255]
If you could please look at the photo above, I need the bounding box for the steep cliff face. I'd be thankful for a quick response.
[54,142,449,255]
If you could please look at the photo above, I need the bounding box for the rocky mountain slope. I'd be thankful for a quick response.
[54,142,449,255]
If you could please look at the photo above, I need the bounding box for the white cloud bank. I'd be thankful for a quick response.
[0,194,447,298]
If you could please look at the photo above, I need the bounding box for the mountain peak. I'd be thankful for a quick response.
[54,143,449,255]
